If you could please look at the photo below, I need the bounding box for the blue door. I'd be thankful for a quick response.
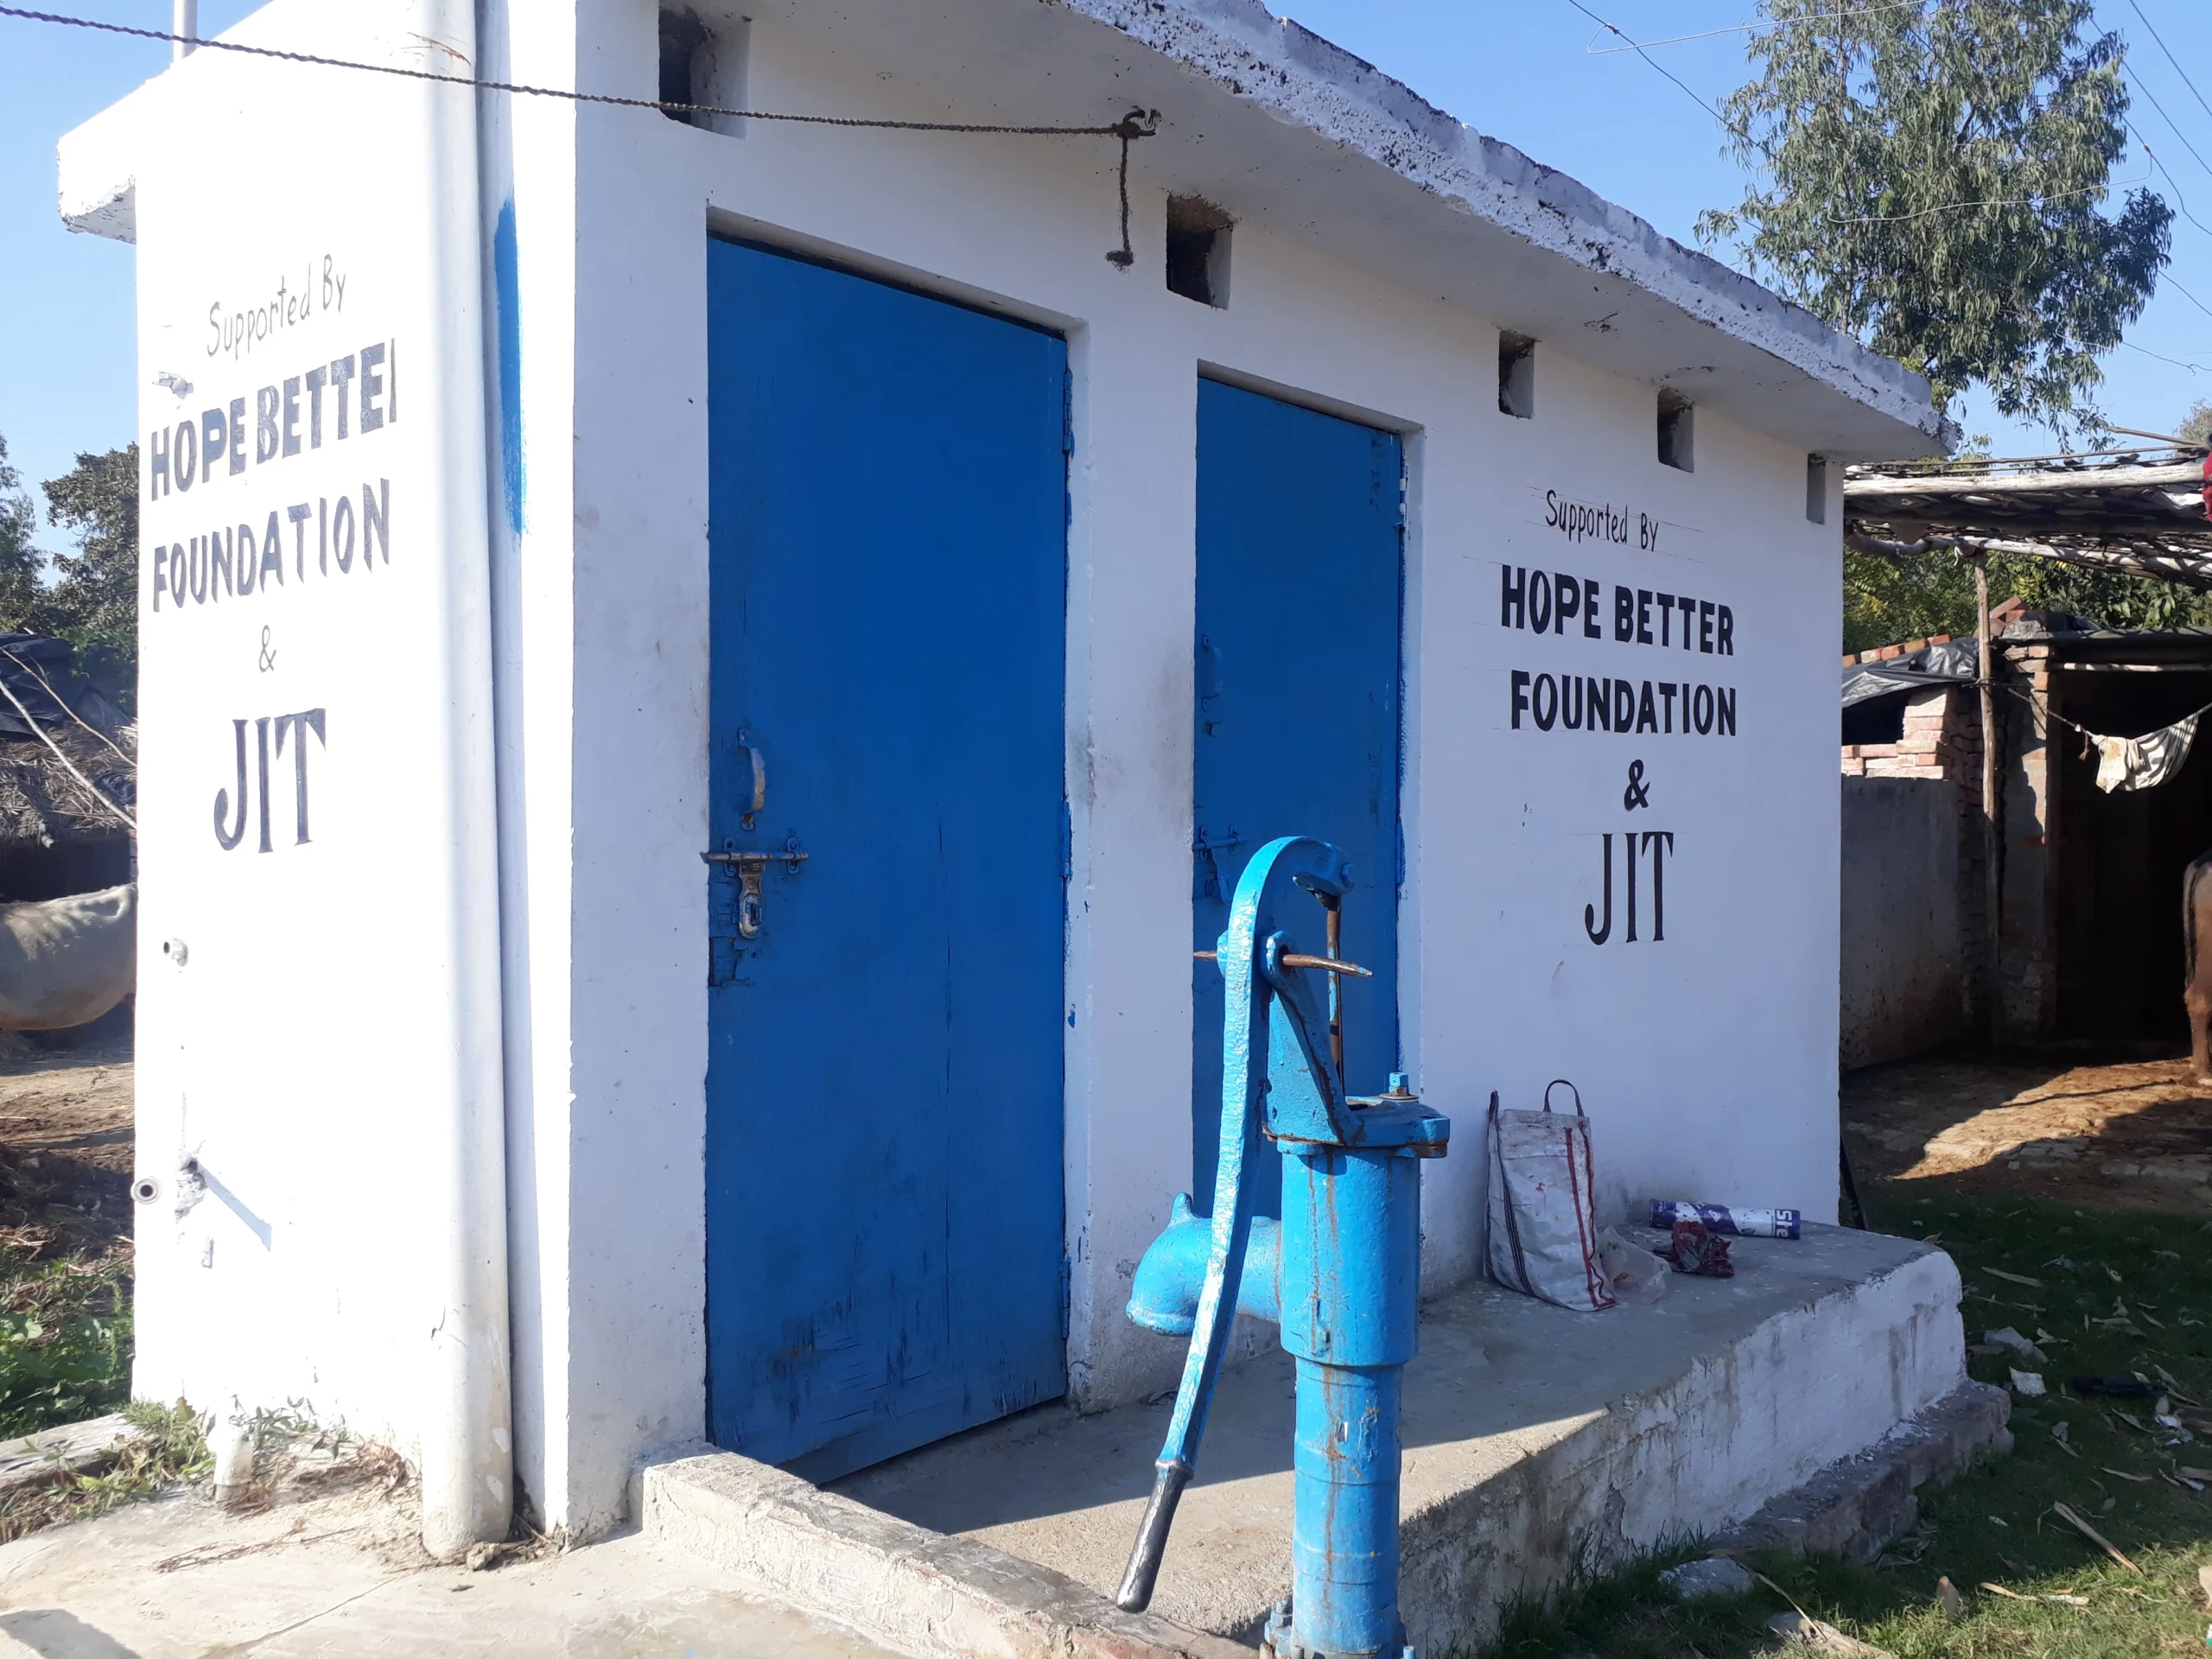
[1192,380,1403,1212]
[705,240,1068,1479]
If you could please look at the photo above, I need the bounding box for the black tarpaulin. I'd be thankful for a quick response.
[1840,636,1979,709]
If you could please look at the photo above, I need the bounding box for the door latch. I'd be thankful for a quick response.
[703,837,809,939]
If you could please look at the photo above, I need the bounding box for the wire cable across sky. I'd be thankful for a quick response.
[2122,0,2212,128]
[0,4,1152,139]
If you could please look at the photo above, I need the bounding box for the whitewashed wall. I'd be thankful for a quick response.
[92,0,510,1548]
[79,0,1854,1542]
[496,0,1846,1533]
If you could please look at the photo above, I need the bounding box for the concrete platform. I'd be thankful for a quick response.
[0,1478,893,1657]
[817,1224,2002,1653]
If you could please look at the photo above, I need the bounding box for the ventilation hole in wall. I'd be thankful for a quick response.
[658,9,709,125]
[1807,454,1830,524]
[1166,197,1233,308]
[1657,391,1696,473]
[1842,693,1907,747]
[1498,333,1536,419]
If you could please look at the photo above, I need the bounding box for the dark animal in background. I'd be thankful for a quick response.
[2186,852,2212,1079]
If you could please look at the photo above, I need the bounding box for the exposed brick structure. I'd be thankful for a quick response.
[1840,684,1989,1032]
[1846,605,2212,1046]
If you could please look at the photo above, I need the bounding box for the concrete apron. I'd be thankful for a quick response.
[642,1226,2009,1656]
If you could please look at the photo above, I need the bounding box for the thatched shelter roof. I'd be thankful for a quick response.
[1844,438,2212,588]
[0,635,135,849]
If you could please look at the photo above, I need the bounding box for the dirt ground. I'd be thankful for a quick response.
[1843,1047,2212,1212]
[0,1036,132,1266]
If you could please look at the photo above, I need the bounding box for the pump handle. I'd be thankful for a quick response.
[1114,836,1352,1612]
[1114,1459,1192,1611]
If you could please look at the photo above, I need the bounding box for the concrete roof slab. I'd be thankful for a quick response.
[733,0,1948,461]
[60,0,1950,461]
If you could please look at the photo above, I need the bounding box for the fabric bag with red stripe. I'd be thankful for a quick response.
[1485,1080,1615,1312]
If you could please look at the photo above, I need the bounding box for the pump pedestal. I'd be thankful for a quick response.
[1115,836,1447,1659]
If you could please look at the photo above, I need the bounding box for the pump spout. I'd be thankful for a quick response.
[1127,1195,1281,1335]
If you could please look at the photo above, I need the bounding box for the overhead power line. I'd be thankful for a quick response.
[1583,0,1930,55]
[2122,339,2212,374]
[2121,60,2212,183]
[2122,0,2212,126]
[2164,271,2212,324]
[2134,132,2212,238]
[1558,0,1751,141]
[1828,153,2150,224]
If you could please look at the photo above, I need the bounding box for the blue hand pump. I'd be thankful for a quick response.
[1116,836,1449,1658]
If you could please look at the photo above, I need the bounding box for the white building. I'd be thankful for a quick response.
[61,0,1947,1554]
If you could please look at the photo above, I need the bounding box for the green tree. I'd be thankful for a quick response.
[2182,400,2212,447]
[1700,0,2171,441]
[40,445,137,662]
[0,437,48,631]
[1842,542,2212,652]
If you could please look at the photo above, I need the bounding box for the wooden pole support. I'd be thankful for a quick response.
[1975,555,2002,1048]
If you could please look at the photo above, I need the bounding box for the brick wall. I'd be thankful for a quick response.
[1835,598,2054,1046]
[1839,682,1992,1039]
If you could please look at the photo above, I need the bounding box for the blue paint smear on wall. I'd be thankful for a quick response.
[493,196,524,534]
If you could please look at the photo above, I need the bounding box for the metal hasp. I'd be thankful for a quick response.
[702,838,808,938]
[1117,836,1448,1659]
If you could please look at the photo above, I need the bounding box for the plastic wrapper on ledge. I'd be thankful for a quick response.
[1650,1200,1802,1239]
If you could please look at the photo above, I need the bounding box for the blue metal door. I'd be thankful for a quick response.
[705,240,1068,1479]
[1192,380,1403,1213]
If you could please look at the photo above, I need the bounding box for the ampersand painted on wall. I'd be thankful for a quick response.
[1621,759,1651,811]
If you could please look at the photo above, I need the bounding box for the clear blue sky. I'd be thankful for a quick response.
[3,1,2208,543]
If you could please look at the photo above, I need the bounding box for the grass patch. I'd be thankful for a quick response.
[1479,1180,2212,1656]
[0,1251,130,1441]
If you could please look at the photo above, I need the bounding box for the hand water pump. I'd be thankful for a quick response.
[1116,836,1449,1659]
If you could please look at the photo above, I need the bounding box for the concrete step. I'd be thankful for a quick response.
[638,1449,1251,1659]
[643,1226,2006,1656]
[830,1225,2004,1653]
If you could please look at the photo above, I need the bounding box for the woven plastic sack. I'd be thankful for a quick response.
[1486,1081,1614,1312]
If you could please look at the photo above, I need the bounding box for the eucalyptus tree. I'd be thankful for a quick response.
[41,446,138,664]
[0,437,48,634]
[1699,0,2171,442]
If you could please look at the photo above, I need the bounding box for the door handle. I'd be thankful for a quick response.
[735,745,768,827]
[703,838,809,939]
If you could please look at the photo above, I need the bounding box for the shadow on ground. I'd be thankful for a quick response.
[1845,1046,2212,1214]
[0,1607,139,1657]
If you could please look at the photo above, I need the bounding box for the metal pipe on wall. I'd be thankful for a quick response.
[413,0,513,1559]
[171,0,194,59]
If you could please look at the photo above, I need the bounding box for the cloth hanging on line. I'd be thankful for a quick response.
[2090,712,2201,793]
